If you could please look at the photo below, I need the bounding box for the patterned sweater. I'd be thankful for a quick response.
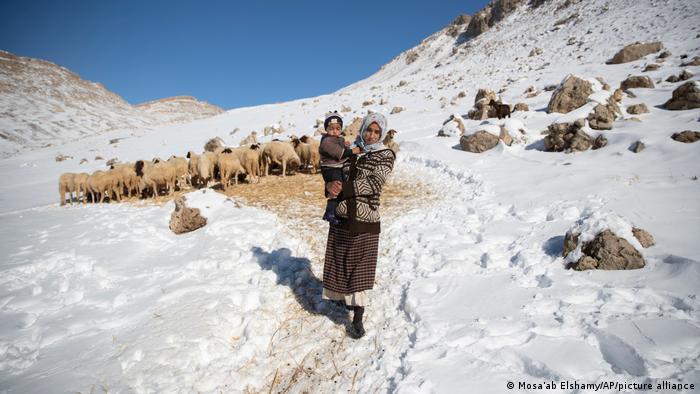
[335,148,396,234]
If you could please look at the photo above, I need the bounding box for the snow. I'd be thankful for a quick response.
[1,0,700,391]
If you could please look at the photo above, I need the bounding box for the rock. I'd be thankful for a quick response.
[595,77,611,91]
[362,100,375,107]
[620,75,655,90]
[606,41,663,64]
[547,75,593,114]
[204,137,224,152]
[499,126,513,146]
[572,230,646,270]
[671,130,700,143]
[474,88,498,104]
[398,80,408,87]
[529,47,543,57]
[109,138,121,144]
[657,50,671,59]
[587,98,620,130]
[341,105,352,112]
[681,56,700,66]
[55,153,73,162]
[466,6,493,38]
[592,134,608,150]
[632,227,655,248]
[663,81,700,110]
[513,103,529,112]
[169,196,207,234]
[460,130,500,153]
[626,103,649,114]
[679,70,694,81]
[438,114,466,137]
[630,140,645,153]
[342,117,363,141]
[642,64,660,72]
[666,75,680,83]
[543,121,592,152]
[405,50,419,65]
[94,156,104,161]
[612,89,624,102]
[79,158,88,165]
[563,231,579,257]
[491,0,524,22]
[390,106,404,114]
[106,158,119,166]
[446,14,471,37]
[544,84,557,92]
[627,117,642,122]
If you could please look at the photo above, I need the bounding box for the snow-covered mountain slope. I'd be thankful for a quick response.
[136,95,224,124]
[0,51,224,158]
[1,0,699,392]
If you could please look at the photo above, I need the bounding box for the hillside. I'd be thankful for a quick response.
[0,0,698,392]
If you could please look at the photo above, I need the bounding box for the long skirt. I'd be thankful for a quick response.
[321,224,379,307]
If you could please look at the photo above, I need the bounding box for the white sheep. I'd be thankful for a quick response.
[299,135,320,173]
[110,163,139,198]
[134,160,177,199]
[87,170,121,203]
[217,149,245,190]
[168,155,190,189]
[58,172,76,206]
[261,140,301,177]
[197,151,218,187]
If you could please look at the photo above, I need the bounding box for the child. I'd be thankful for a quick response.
[319,111,362,225]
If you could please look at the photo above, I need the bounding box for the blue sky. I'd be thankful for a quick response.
[1,1,484,109]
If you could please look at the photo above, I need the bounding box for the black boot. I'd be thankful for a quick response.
[347,306,366,339]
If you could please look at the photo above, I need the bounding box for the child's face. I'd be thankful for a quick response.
[327,123,342,136]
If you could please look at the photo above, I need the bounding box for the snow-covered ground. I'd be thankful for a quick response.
[1,0,699,392]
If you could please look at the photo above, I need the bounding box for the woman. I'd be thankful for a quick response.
[321,112,396,339]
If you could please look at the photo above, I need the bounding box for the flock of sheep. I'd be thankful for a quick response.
[58,130,399,206]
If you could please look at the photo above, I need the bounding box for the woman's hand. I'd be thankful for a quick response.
[326,180,343,198]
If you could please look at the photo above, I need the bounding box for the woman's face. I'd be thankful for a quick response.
[363,122,381,145]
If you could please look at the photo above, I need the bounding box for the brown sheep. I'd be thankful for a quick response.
[383,129,400,154]
[489,99,512,119]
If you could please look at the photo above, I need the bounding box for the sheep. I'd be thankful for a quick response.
[186,151,202,187]
[110,163,139,198]
[239,144,261,183]
[291,137,320,174]
[58,172,76,206]
[135,160,177,199]
[87,170,121,203]
[299,135,320,173]
[73,172,89,203]
[217,149,245,190]
[261,140,301,177]
[383,129,400,154]
[197,151,218,187]
[489,99,511,119]
[167,155,190,189]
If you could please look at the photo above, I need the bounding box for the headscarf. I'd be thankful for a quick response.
[351,112,387,153]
